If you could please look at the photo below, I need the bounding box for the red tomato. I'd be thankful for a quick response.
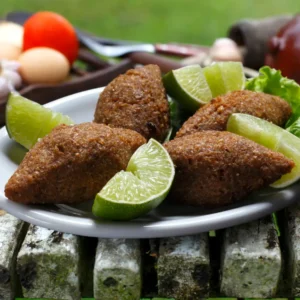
[23,11,79,65]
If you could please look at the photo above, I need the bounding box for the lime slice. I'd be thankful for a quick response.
[203,63,226,97]
[163,65,212,112]
[203,62,245,98]
[6,92,73,149]
[219,61,245,92]
[92,139,175,220]
[227,113,300,188]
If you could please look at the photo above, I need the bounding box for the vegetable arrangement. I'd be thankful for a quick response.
[246,66,300,136]
[0,11,79,102]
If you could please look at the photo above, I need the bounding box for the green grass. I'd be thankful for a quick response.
[1,0,299,45]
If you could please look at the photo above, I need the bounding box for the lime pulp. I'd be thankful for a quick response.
[92,139,175,220]
[163,64,212,112]
[6,93,73,149]
[227,113,300,188]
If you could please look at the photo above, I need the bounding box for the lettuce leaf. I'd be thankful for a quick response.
[286,117,300,138]
[167,97,191,140]
[245,66,300,127]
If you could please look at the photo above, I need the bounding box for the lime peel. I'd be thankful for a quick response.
[227,113,300,188]
[92,139,175,220]
[203,61,245,98]
[163,62,246,113]
[6,92,73,149]
[163,64,212,112]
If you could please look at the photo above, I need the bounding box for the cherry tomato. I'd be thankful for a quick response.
[23,11,79,65]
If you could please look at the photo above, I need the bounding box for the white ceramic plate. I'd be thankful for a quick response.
[0,88,298,238]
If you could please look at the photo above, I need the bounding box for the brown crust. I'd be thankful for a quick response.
[176,90,292,138]
[94,64,170,142]
[5,123,146,204]
[164,131,294,207]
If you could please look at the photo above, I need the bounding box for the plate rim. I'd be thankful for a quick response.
[0,191,296,238]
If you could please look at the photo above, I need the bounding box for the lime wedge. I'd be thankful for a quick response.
[219,61,245,92]
[92,139,175,220]
[6,93,73,149]
[203,62,245,98]
[227,113,300,188]
[163,65,212,112]
[203,63,226,97]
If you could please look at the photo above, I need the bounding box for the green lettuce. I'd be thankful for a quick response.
[166,97,191,141]
[286,117,300,138]
[245,66,300,127]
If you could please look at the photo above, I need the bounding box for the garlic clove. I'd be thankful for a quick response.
[1,69,22,89]
[0,77,10,99]
[210,38,242,62]
[1,59,21,72]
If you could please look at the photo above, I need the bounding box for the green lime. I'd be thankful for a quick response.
[218,61,245,92]
[227,113,300,188]
[163,64,212,112]
[6,92,73,149]
[92,139,175,220]
[203,62,245,98]
[203,63,226,97]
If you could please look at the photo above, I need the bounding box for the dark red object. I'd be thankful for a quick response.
[265,15,300,82]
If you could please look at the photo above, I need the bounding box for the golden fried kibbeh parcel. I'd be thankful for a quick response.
[5,123,146,205]
[176,90,292,138]
[94,64,170,142]
[164,131,294,208]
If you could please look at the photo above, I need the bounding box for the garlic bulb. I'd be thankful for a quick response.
[210,38,242,62]
[0,77,10,98]
[2,59,20,72]
[0,59,22,101]
[1,69,22,89]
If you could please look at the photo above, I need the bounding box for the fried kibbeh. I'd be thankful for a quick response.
[176,90,292,138]
[164,131,294,208]
[94,64,170,142]
[5,123,146,204]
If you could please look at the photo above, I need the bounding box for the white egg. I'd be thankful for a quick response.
[0,22,24,49]
[19,47,70,84]
[0,43,21,60]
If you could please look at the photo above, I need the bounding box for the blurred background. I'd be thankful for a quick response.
[1,0,299,45]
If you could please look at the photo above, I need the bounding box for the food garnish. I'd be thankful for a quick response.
[203,61,245,97]
[92,139,175,220]
[6,93,73,149]
[163,62,245,113]
[202,63,226,97]
[163,64,212,112]
[227,113,300,188]
[245,66,300,129]
[286,118,300,138]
